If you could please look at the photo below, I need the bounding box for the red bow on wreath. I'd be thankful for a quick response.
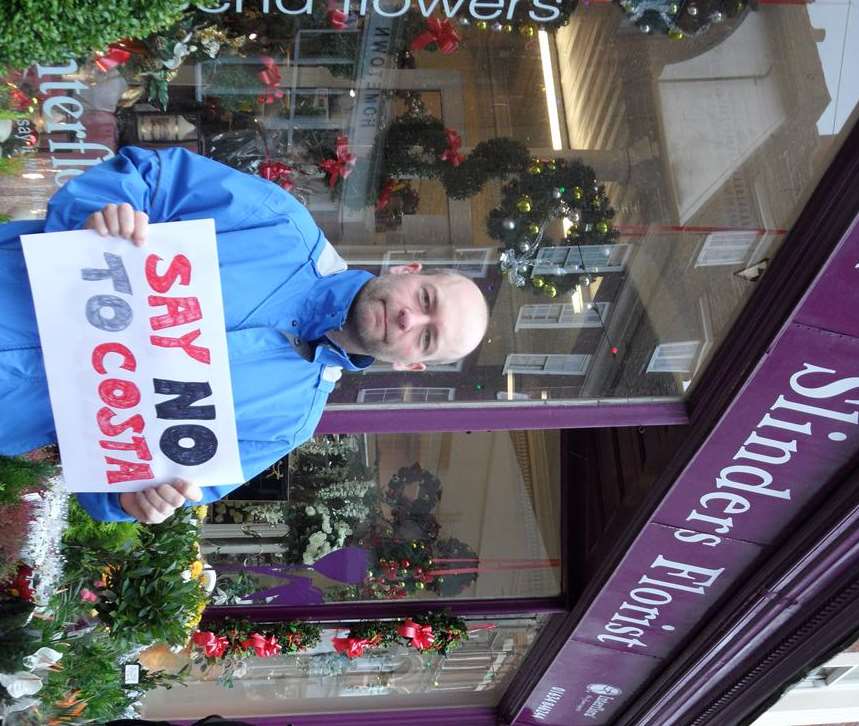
[7,85,33,112]
[440,129,464,167]
[257,57,284,104]
[319,135,356,188]
[410,18,461,55]
[259,160,296,192]
[192,631,230,659]
[241,632,282,658]
[397,620,436,651]
[95,43,133,73]
[375,179,406,211]
[327,9,349,29]
[333,634,381,659]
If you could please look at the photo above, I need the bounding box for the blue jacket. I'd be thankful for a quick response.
[0,146,373,520]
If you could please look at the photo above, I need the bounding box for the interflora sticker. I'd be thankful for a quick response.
[22,219,243,492]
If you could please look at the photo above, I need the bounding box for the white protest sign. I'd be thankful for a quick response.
[21,219,243,493]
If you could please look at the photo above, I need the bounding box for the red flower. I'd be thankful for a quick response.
[80,588,98,603]
[193,631,230,658]
[241,633,282,658]
[410,18,461,55]
[397,620,435,650]
[7,563,34,601]
[327,9,349,29]
[95,44,133,73]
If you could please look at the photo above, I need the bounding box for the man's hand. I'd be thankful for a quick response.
[84,203,149,246]
[119,479,202,524]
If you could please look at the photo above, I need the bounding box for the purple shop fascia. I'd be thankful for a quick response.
[515,216,859,725]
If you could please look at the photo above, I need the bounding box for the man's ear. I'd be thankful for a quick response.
[392,360,427,372]
[388,262,422,275]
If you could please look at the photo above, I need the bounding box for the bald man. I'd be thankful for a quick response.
[0,147,488,522]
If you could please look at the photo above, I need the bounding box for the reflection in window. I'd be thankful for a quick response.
[503,353,591,375]
[516,302,610,330]
[647,342,701,374]
[357,387,456,402]
[201,433,561,605]
[141,616,546,718]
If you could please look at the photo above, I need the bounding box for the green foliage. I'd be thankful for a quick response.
[0,0,199,71]
[488,158,619,297]
[61,506,206,647]
[372,114,528,204]
[0,455,54,505]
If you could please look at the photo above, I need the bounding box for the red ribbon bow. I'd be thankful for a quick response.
[257,57,284,104]
[441,128,464,167]
[259,160,296,192]
[241,632,282,658]
[327,9,349,29]
[375,179,404,211]
[397,620,435,651]
[333,634,381,659]
[95,44,133,73]
[192,631,230,659]
[7,86,33,111]
[319,135,356,187]
[410,18,461,55]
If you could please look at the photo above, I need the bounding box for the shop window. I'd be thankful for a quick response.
[503,354,591,376]
[647,342,701,374]
[357,387,456,403]
[201,432,561,605]
[516,302,610,330]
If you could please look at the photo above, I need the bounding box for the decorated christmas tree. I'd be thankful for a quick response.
[487,157,619,298]
[614,0,749,38]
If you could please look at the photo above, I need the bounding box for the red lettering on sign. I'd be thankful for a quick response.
[148,295,202,330]
[104,457,154,484]
[98,378,141,409]
[97,407,145,437]
[92,342,136,375]
[99,435,153,461]
[150,328,211,365]
[145,253,192,293]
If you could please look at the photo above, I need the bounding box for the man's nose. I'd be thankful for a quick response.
[398,307,428,331]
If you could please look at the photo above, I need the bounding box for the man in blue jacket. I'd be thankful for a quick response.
[0,147,488,522]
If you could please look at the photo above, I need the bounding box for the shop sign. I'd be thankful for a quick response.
[200,0,565,24]
[21,220,243,493]
[517,218,859,725]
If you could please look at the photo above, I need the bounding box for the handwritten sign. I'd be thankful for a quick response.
[21,219,243,493]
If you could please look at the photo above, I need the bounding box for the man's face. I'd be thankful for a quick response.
[341,264,487,370]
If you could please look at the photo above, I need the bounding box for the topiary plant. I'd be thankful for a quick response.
[0,0,211,71]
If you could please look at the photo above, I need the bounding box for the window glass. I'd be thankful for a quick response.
[202,432,562,605]
[2,1,856,409]
[140,615,546,719]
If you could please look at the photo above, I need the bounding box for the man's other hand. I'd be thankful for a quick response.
[119,479,203,524]
[84,203,149,246]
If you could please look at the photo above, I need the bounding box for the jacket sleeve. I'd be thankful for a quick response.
[43,146,282,233]
[74,437,292,522]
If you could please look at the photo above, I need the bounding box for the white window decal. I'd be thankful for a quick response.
[646,342,701,374]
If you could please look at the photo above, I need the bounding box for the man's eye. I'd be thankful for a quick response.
[421,289,430,309]
[422,330,431,351]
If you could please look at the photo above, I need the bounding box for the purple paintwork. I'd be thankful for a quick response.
[170,706,498,725]
[318,400,688,434]
[513,214,859,725]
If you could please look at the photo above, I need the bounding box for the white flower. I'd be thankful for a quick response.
[22,648,62,672]
[305,506,316,516]
[0,672,43,698]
